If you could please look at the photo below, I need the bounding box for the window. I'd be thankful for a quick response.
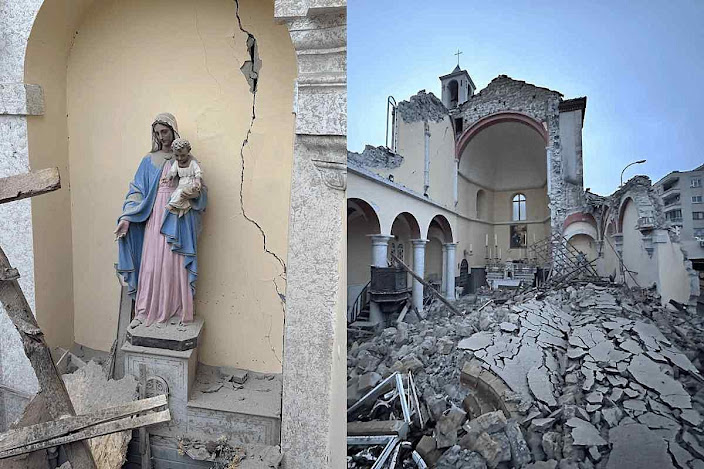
[691,178,702,188]
[454,117,463,134]
[512,194,526,221]
[666,209,683,221]
[693,212,704,220]
[695,228,704,240]
[692,195,703,204]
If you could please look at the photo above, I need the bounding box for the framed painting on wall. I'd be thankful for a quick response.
[510,224,527,249]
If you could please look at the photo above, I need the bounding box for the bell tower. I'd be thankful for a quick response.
[440,65,475,109]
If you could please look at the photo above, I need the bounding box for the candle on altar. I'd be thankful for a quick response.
[485,234,488,246]
[494,234,497,245]
[470,243,473,252]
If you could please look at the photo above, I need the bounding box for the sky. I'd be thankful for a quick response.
[348,1,704,195]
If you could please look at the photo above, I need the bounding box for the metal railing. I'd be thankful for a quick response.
[348,281,371,324]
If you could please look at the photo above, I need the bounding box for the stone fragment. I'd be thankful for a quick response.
[528,366,557,407]
[357,372,381,394]
[468,432,504,469]
[582,369,595,392]
[458,332,494,351]
[464,410,508,435]
[564,418,607,446]
[623,399,647,413]
[606,374,627,387]
[601,407,623,427]
[416,435,443,466]
[567,348,587,359]
[637,412,679,431]
[588,446,601,461]
[585,392,603,404]
[627,355,691,409]
[608,389,624,405]
[542,431,562,460]
[682,432,704,459]
[667,440,693,469]
[500,322,518,333]
[606,423,675,469]
[624,388,640,399]
[585,404,601,413]
[436,445,488,469]
[504,420,532,467]
[532,417,556,431]
[679,408,703,427]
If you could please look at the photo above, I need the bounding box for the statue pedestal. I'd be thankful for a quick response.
[122,317,204,433]
[126,316,204,351]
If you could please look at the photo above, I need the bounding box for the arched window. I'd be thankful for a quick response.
[476,189,486,219]
[449,80,459,108]
[512,194,526,221]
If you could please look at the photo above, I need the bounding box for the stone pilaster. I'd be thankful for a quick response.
[444,243,457,300]
[275,2,346,468]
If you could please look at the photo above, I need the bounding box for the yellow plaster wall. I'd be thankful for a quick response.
[26,0,295,373]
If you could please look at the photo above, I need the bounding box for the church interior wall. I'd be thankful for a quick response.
[656,233,694,305]
[24,0,296,373]
[347,206,377,290]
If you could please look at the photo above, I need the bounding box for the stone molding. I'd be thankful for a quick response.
[0,84,44,116]
[276,1,346,468]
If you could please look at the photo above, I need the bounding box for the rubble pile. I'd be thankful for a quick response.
[347,283,704,468]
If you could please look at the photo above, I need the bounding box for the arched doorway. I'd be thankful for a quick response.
[347,198,381,296]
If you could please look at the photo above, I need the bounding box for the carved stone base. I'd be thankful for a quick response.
[126,316,204,351]
[122,341,199,432]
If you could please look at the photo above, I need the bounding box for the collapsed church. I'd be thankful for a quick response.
[347,65,701,324]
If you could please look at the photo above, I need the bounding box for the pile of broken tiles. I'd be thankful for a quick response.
[347,282,704,468]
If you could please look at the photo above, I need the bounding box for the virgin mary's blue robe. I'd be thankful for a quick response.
[116,155,207,297]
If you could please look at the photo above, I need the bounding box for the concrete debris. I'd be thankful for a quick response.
[397,90,448,123]
[348,145,404,169]
[347,282,704,468]
[178,436,282,469]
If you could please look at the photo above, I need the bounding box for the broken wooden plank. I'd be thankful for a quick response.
[395,301,410,324]
[0,395,167,453]
[390,254,463,315]
[0,167,60,205]
[0,409,170,459]
[0,245,96,469]
[139,364,152,469]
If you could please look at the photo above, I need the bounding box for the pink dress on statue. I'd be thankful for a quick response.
[134,162,193,325]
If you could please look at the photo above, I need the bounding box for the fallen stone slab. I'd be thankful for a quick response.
[527,366,557,407]
[679,408,703,427]
[668,440,694,469]
[564,417,607,446]
[606,423,675,469]
[627,355,691,409]
[458,332,494,351]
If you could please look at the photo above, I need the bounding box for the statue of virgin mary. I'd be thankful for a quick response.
[115,113,207,326]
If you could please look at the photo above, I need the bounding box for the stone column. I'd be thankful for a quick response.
[370,234,393,267]
[441,243,448,297]
[411,239,427,313]
[275,3,346,468]
[444,243,457,300]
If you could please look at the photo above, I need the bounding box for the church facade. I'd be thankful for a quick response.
[348,66,589,317]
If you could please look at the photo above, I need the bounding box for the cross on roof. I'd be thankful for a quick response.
[455,49,462,67]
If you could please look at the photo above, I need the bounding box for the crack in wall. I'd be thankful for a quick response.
[234,0,285,365]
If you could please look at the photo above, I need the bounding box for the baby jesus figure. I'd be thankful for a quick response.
[161,138,203,217]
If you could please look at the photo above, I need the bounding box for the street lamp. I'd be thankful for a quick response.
[620,159,647,187]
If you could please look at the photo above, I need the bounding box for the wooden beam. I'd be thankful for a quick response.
[0,409,170,459]
[0,168,60,205]
[390,254,463,316]
[0,245,96,469]
[0,395,167,453]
